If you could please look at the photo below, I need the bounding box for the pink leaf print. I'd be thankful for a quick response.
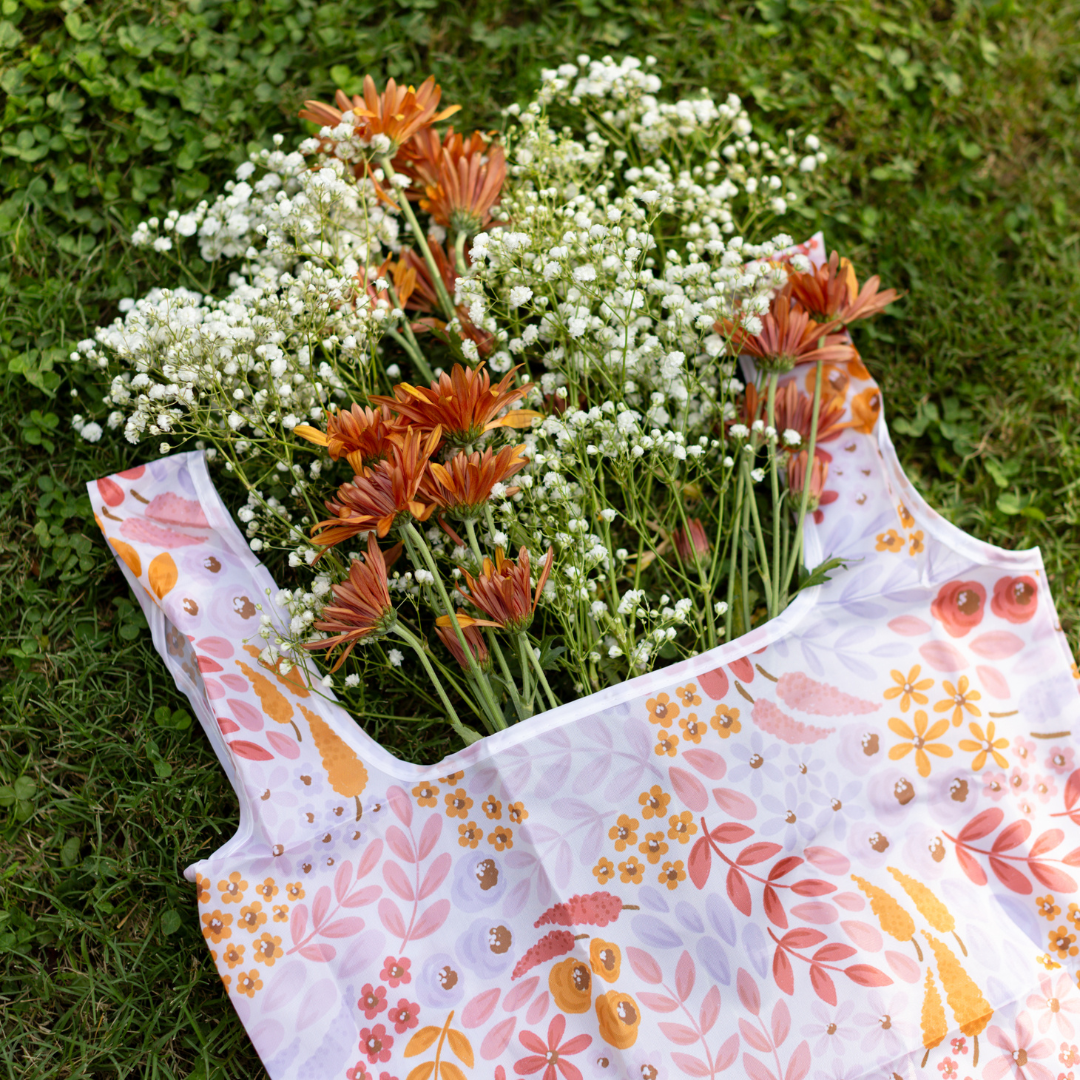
[698,667,730,701]
[502,977,538,1013]
[341,886,380,909]
[418,853,451,900]
[840,921,883,952]
[385,826,415,864]
[737,967,761,1015]
[298,943,335,962]
[887,615,931,636]
[334,861,354,904]
[671,1053,714,1077]
[386,786,413,827]
[217,717,240,734]
[120,518,206,547]
[640,992,680,1013]
[526,991,549,1025]
[784,1040,811,1080]
[481,1017,516,1060]
[803,847,850,876]
[969,631,1025,659]
[196,636,234,658]
[884,950,921,983]
[743,1054,779,1080]
[682,748,727,779]
[976,664,1011,700]
[410,899,450,940]
[775,672,879,716]
[417,812,442,860]
[357,838,383,879]
[789,902,837,925]
[715,1033,741,1071]
[378,899,406,938]
[752,700,835,744]
[97,477,124,506]
[319,917,364,938]
[659,1022,700,1045]
[713,788,757,820]
[833,891,864,911]
[146,492,209,527]
[688,836,712,890]
[462,987,501,1028]
[918,639,969,673]
[290,904,308,947]
[771,999,791,1047]
[626,946,663,985]
[311,886,331,930]
[675,950,695,1002]
[700,985,721,1033]
[669,767,709,812]
[383,862,414,902]
[219,675,248,692]
[265,731,300,760]
[229,740,274,761]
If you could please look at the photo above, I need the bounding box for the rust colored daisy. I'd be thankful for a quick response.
[435,622,491,673]
[671,519,709,563]
[372,363,539,446]
[443,545,555,633]
[788,250,899,325]
[294,404,404,470]
[721,293,855,374]
[420,136,507,235]
[787,450,829,509]
[421,444,529,518]
[773,380,849,449]
[394,127,493,201]
[300,76,460,156]
[312,426,442,547]
[303,533,396,670]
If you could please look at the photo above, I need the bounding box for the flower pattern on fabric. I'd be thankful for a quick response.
[89,337,1080,1080]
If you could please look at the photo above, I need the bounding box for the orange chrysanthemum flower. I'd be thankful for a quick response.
[312,426,442,547]
[787,250,899,326]
[420,137,507,235]
[773,380,849,450]
[394,127,493,201]
[294,404,404,470]
[421,444,529,518]
[300,76,460,156]
[435,622,491,673]
[372,363,539,446]
[787,450,829,510]
[443,545,555,633]
[722,293,856,374]
[303,533,396,670]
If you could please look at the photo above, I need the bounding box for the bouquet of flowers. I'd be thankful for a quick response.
[72,55,896,748]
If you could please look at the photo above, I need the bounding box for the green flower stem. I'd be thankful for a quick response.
[781,358,824,597]
[519,632,559,712]
[379,155,456,322]
[403,522,505,732]
[392,624,482,745]
[386,282,435,384]
[743,455,775,620]
[724,463,744,641]
[766,372,781,615]
[464,519,529,722]
[740,457,752,633]
[454,231,468,278]
[670,473,717,651]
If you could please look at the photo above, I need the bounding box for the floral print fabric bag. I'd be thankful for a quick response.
[90,352,1080,1080]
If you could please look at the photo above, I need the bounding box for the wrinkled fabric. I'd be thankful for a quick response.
[92,354,1080,1079]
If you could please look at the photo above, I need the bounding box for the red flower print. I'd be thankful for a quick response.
[991,574,1038,624]
[345,1063,372,1080]
[357,983,388,1020]
[514,1013,593,1079]
[936,1057,958,1079]
[387,998,420,1034]
[358,1024,394,1064]
[930,580,986,638]
[380,957,412,987]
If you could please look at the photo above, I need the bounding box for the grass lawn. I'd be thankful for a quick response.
[1,0,1079,1075]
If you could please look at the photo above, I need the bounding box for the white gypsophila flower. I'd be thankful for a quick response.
[508,285,533,307]
[783,428,801,446]
[388,648,404,667]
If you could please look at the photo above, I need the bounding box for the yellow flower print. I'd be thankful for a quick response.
[1069,903,1080,932]
[959,721,1009,771]
[898,503,915,530]
[887,710,952,778]
[639,832,669,865]
[218,870,248,904]
[285,882,305,901]
[1036,895,1061,921]
[507,801,528,824]
[444,788,473,819]
[412,782,438,807]
[638,786,671,820]
[272,904,289,923]
[1036,952,1061,971]
[654,730,679,758]
[221,942,245,969]
[676,684,702,708]
[201,910,233,944]
[252,932,283,967]
[237,902,267,934]
[593,857,615,884]
[933,676,982,726]
[658,860,687,891]
[667,811,698,845]
[458,821,482,849]
[908,530,925,556]
[1049,925,1079,960]
[235,969,263,998]
[608,813,639,852]
[439,771,464,785]
[254,878,278,902]
[482,795,502,820]
[220,973,231,992]
[196,873,211,904]
[876,529,904,553]
[618,857,644,884]
[647,693,679,727]
[488,824,513,851]
[679,713,705,745]
[884,665,933,712]
[710,704,741,738]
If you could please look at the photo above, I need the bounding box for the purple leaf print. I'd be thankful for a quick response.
[338,929,386,977]
[675,950,695,1002]
[632,915,683,950]
[296,978,336,1030]
[261,960,307,1012]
